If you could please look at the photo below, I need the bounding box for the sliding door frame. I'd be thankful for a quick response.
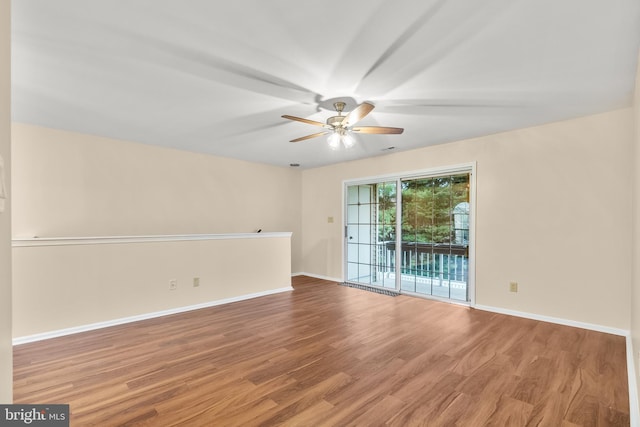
[342,162,477,306]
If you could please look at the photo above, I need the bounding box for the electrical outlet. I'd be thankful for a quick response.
[169,279,177,290]
[193,277,200,287]
[509,281,518,293]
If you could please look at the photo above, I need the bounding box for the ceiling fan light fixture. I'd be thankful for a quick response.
[342,132,355,148]
[327,132,341,150]
[327,129,355,150]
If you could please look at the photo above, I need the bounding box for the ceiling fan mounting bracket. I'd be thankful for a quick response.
[326,101,348,128]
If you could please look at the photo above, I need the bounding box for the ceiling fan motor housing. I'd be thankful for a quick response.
[326,115,345,127]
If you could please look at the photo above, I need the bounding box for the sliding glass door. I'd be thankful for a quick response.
[345,168,473,303]
[346,182,396,289]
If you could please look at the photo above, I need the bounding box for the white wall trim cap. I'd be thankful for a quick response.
[12,232,293,247]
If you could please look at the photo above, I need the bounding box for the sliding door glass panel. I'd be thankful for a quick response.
[346,182,396,289]
[400,174,470,301]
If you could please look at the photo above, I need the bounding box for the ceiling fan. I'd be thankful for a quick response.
[282,101,404,149]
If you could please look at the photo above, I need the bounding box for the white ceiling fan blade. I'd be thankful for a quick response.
[121,31,321,105]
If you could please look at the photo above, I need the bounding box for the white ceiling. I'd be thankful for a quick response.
[11,0,640,169]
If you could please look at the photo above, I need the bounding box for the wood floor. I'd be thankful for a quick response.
[14,276,629,426]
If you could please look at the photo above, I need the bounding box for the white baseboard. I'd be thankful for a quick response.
[473,304,628,336]
[13,286,293,345]
[293,272,343,283]
[626,334,640,427]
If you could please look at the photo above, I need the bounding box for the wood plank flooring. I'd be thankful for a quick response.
[13,276,630,426]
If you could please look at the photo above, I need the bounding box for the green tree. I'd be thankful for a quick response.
[400,175,469,244]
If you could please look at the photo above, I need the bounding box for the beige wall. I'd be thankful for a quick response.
[0,0,11,404]
[11,123,303,272]
[13,234,291,338]
[11,105,634,333]
[301,109,633,330]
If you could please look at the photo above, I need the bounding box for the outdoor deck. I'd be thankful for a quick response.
[348,241,470,302]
